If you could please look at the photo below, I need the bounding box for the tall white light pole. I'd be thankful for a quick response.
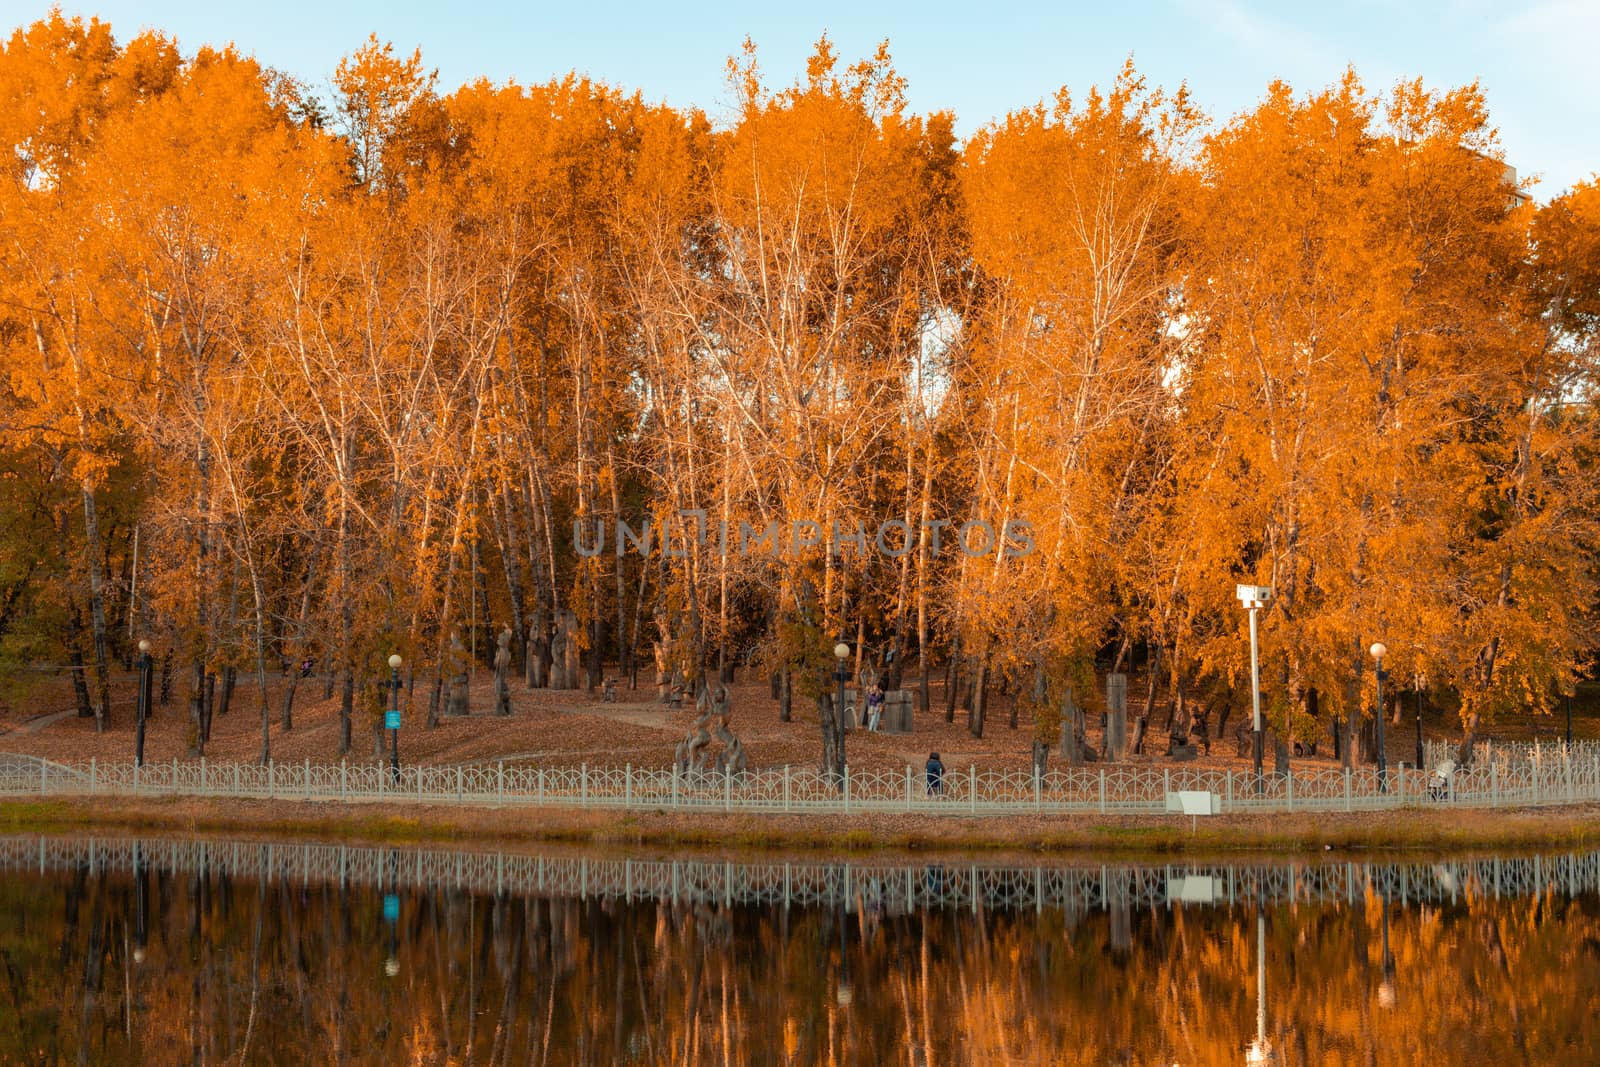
[1237,585,1273,790]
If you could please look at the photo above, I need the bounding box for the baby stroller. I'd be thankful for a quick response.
[1426,760,1457,800]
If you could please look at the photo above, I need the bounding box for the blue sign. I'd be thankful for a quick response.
[383,894,399,924]
[384,710,401,730]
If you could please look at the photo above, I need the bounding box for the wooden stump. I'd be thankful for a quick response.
[881,690,914,733]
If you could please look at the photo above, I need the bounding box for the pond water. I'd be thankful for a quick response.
[0,835,1596,1065]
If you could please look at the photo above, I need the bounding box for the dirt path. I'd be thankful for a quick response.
[557,702,678,730]
[7,709,79,734]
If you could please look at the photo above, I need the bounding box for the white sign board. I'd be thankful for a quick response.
[1166,875,1220,904]
[1165,790,1222,815]
[1165,789,1222,830]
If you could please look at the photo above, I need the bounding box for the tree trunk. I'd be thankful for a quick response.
[1167,677,1190,752]
[627,562,649,689]
[1457,710,1481,767]
[258,660,271,767]
[1061,691,1083,766]
[715,437,731,687]
[202,672,216,743]
[79,487,113,733]
[969,661,987,739]
[490,435,529,677]
[818,693,841,781]
[339,670,354,753]
[1131,646,1163,756]
[280,673,299,735]
[944,647,958,723]
[65,602,93,719]
[118,523,137,669]
[188,664,205,757]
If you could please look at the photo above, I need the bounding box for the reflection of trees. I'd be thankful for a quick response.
[2,860,1599,1063]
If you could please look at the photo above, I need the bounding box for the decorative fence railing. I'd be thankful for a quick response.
[6,750,1600,815]
[1424,738,1600,770]
[5,834,1596,913]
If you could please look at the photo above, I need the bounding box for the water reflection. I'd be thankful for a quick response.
[1,836,1596,1065]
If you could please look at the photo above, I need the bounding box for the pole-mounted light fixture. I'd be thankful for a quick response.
[1236,585,1272,791]
[135,639,153,767]
[386,654,403,784]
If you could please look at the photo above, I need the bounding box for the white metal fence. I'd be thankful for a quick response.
[5,750,1600,816]
[9,835,1597,912]
[1424,738,1600,770]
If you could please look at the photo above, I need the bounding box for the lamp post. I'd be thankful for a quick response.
[1414,677,1425,771]
[386,654,403,784]
[1236,585,1272,791]
[1370,643,1388,792]
[833,642,851,782]
[135,639,152,767]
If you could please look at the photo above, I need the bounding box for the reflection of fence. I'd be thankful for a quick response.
[1424,738,1600,771]
[6,751,1600,815]
[3,834,1597,913]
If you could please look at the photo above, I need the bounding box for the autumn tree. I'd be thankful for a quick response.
[961,62,1199,758]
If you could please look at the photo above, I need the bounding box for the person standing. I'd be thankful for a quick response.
[925,752,945,796]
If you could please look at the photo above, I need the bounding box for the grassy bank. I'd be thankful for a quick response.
[6,794,1600,860]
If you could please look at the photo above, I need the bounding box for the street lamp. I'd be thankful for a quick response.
[833,642,851,782]
[135,639,152,767]
[1414,674,1426,771]
[386,654,403,784]
[1370,642,1388,792]
[1236,585,1272,791]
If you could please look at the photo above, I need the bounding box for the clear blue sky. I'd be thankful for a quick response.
[9,0,1596,198]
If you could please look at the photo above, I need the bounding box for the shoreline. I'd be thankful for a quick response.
[6,795,1600,861]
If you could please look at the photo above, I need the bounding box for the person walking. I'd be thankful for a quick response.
[925,751,945,796]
